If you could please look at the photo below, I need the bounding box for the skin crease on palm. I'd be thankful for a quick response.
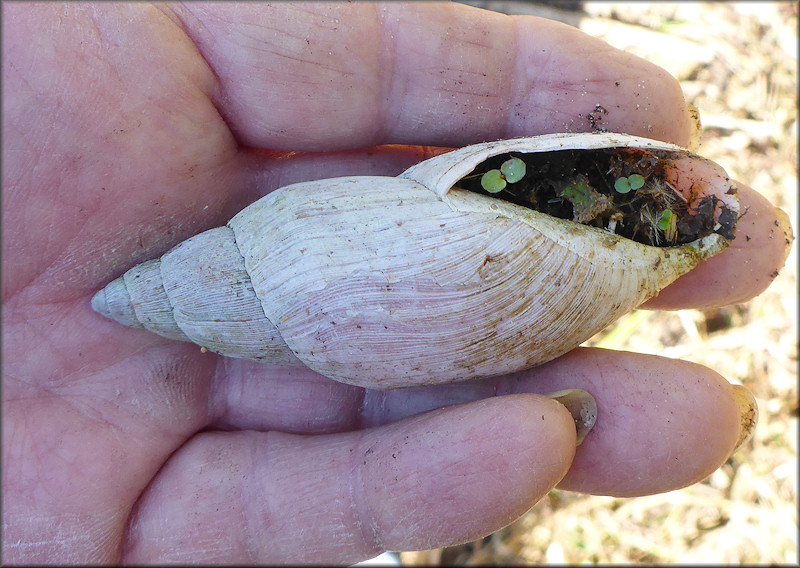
[1,2,793,565]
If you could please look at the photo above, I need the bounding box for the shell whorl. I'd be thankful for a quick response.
[92,227,300,365]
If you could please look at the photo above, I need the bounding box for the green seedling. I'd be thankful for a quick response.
[657,208,674,231]
[558,178,613,223]
[614,173,646,194]
[629,174,645,189]
[480,169,506,193]
[481,156,526,193]
[560,181,592,210]
[500,156,526,183]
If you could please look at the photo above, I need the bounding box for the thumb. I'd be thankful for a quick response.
[123,394,576,564]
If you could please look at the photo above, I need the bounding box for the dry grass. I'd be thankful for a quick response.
[400,2,798,564]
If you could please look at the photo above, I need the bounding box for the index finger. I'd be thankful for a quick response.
[170,1,694,150]
[170,1,792,312]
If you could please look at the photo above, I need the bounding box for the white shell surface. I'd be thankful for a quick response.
[93,133,736,389]
[160,227,301,365]
[227,175,713,388]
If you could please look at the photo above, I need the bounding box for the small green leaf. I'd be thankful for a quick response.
[500,157,526,183]
[628,174,645,190]
[658,209,673,231]
[614,177,632,194]
[559,178,613,223]
[560,182,590,207]
[481,169,507,193]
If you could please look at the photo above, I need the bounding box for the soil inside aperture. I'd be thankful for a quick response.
[455,147,737,247]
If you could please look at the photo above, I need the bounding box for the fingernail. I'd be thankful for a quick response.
[687,103,702,152]
[547,389,597,446]
[731,385,758,454]
[774,206,794,247]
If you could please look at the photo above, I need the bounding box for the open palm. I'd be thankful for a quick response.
[2,3,791,564]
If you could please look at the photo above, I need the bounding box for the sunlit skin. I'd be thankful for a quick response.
[2,2,792,564]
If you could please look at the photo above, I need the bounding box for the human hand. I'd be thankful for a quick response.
[2,2,792,564]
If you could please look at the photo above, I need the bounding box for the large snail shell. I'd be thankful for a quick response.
[92,133,737,389]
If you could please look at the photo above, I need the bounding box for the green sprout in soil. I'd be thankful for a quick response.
[560,180,591,208]
[558,176,613,223]
[657,209,674,231]
[501,156,526,182]
[480,169,506,193]
[614,173,645,194]
[481,156,526,193]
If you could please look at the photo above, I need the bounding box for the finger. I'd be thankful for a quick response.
[173,2,694,150]
[122,395,576,564]
[517,349,748,497]
[207,346,745,498]
[358,348,748,497]
[238,144,445,195]
[207,359,365,434]
[641,182,794,310]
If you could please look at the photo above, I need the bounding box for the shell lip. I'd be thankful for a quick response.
[562,214,731,262]
[680,231,730,261]
[400,132,686,200]
[419,134,738,252]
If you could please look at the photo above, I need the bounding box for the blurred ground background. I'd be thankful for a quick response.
[400,1,798,564]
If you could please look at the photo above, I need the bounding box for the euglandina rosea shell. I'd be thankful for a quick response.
[92,133,738,389]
